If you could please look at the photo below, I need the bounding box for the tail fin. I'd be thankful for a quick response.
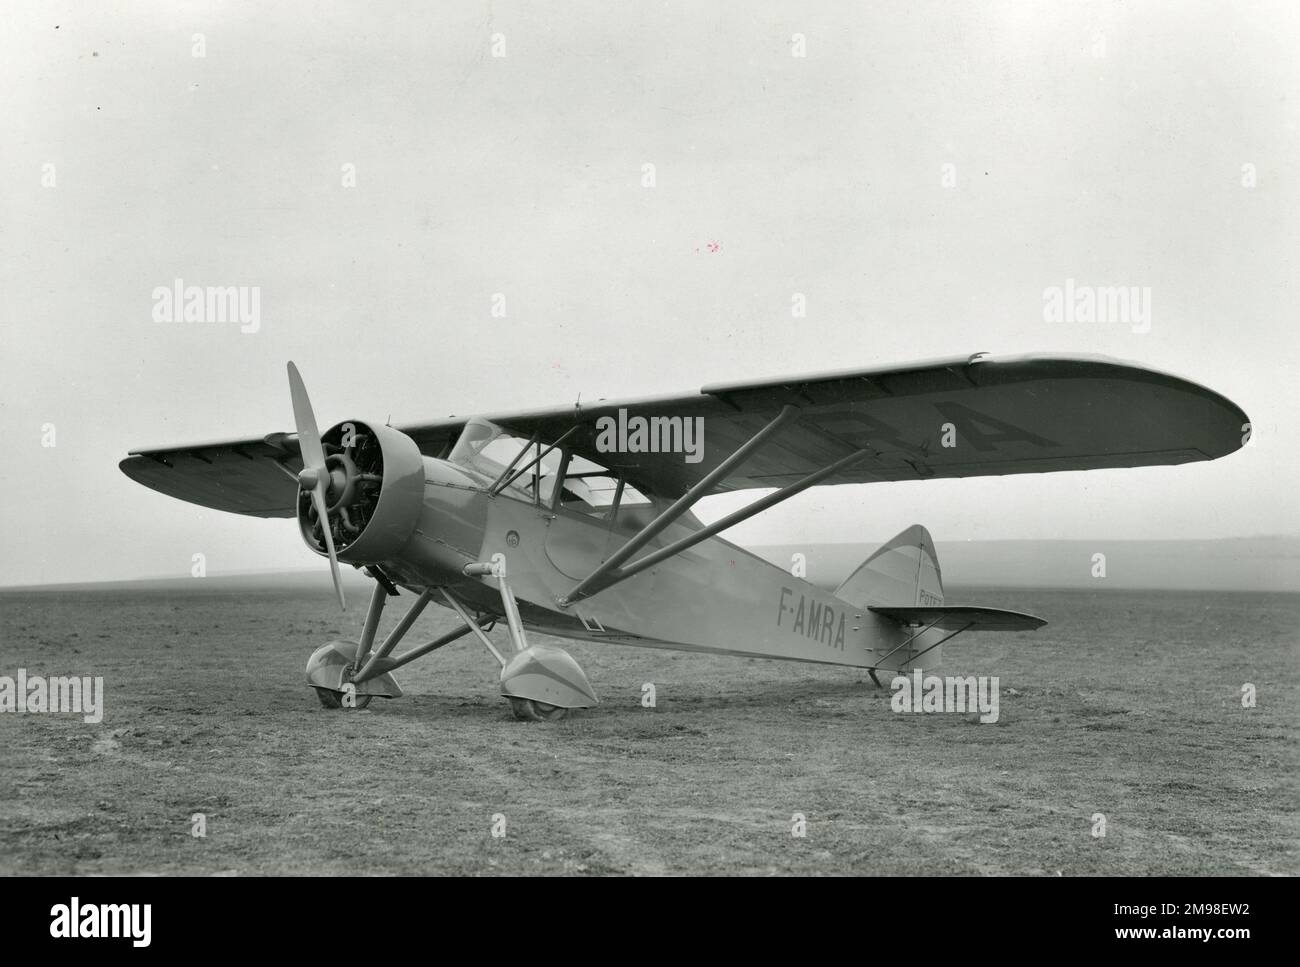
[836,524,945,675]
[835,524,943,609]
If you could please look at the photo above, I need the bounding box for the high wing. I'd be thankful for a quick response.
[119,352,1249,516]
[446,351,1249,497]
[868,605,1047,632]
[118,425,464,518]
[119,435,302,518]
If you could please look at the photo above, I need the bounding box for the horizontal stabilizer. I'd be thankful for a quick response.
[868,605,1046,632]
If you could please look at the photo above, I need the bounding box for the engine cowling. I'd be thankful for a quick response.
[296,420,425,565]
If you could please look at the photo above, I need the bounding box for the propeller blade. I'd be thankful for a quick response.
[287,361,346,611]
[311,481,347,611]
[287,361,327,472]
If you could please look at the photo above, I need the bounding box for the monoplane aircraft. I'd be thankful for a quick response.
[120,353,1248,719]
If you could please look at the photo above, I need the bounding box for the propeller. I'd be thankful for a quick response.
[287,361,347,611]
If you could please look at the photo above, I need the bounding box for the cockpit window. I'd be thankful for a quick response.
[448,420,659,517]
[448,418,562,504]
[558,453,652,519]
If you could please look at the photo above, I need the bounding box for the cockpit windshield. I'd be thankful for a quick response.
[447,417,670,524]
[448,418,563,504]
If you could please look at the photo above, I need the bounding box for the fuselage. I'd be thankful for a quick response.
[370,455,942,672]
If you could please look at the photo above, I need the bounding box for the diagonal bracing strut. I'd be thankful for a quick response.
[439,588,510,668]
[352,588,481,683]
[558,405,874,605]
[865,621,976,687]
[557,405,801,603]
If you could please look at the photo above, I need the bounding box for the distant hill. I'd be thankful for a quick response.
[750,536,1300,593]
[3,537,1297,594]
[0,569,375,595]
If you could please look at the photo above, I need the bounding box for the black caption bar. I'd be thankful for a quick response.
[0,875,1283,954]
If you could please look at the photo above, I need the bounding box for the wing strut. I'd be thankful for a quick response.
[558,404,798,603]
[490,427,578,496]
[486,431,540,495]
[559,406,875,606]
[872,621,975,670]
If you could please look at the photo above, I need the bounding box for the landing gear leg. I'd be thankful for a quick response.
[305,574,404,709]
[458,559,598,721]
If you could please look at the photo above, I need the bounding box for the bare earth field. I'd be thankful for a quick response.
[1,584,1296,875]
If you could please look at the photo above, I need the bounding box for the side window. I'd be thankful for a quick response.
[495,439,563,505]
[615,481,652,516]
[557,454,652,519]
[450,423,562,505]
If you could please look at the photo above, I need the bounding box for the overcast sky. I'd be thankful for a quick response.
[2,0,1296,586]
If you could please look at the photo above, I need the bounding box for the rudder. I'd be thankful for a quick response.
[835,524,943,610]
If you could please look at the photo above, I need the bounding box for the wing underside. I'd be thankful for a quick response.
[120,353,1250,516]
[119,437,300,517]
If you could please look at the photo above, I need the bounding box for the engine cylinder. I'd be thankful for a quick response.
[296,421,426,565]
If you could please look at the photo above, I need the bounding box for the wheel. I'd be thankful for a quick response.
[508,697,570,721]
[314,687,372,710]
